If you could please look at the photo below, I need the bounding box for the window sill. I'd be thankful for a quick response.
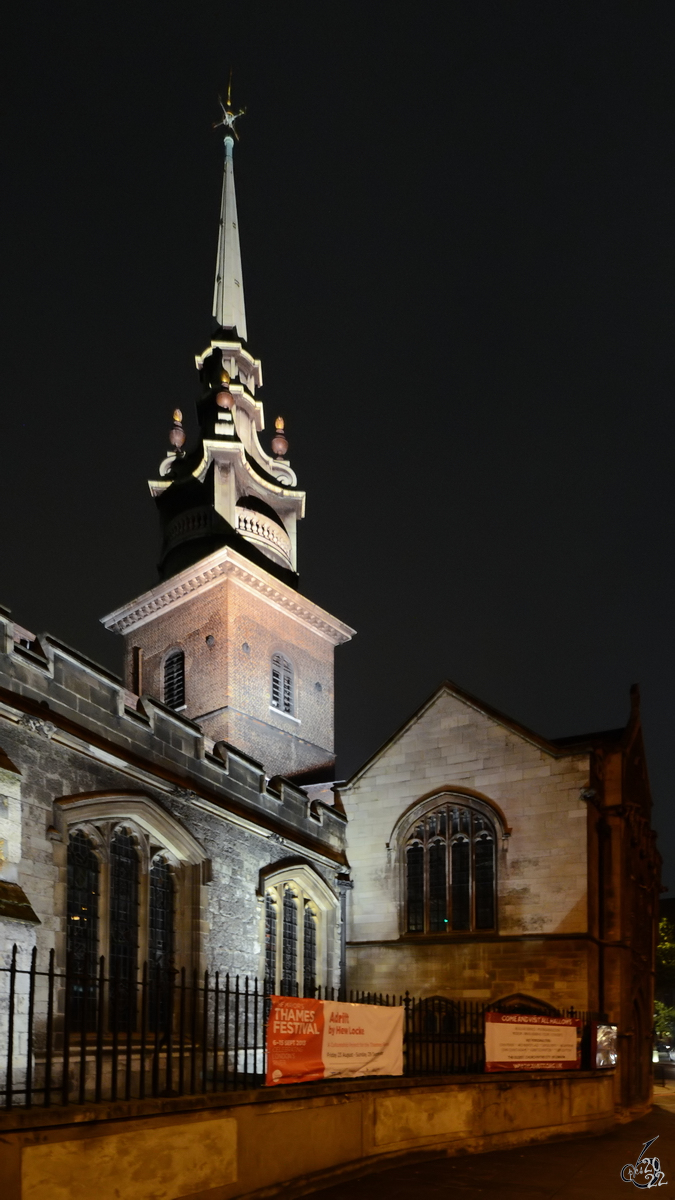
[401,930,497,940]
[269,706,301,725]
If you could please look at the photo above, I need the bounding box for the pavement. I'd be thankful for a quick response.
[308,1083,675,1199]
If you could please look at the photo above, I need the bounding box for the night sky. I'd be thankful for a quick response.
[2,5,674,886]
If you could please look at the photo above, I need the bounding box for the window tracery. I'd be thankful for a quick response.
[404,801,496,933]
[60,800,201,1012]
[262,866,336,996]
[66,829,99,1028]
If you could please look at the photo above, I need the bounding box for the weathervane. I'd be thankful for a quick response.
[213,70,246,139]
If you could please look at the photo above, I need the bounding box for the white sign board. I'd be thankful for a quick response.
[485,1012,581,1072]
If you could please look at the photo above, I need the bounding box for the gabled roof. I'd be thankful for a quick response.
[342,677,629,789]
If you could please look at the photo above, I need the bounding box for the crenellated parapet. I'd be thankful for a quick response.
[0,608,347,867]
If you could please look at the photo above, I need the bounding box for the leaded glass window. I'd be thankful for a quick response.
[265,882,327,996]
[149,858,173,969]
[474,822,496,930]
[406,843,424,933]
[303,905,317,996]
[404,802,496,934]
[265,893,277,988]
[149,857,173,1031]
[164,649,185,709]
[271,653,293,715]
[109,829,139,1029]
[67,830,99,1028]
[281,887,298,994]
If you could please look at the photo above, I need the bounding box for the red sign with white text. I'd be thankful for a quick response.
[266,997,403,1086]
[485,1012,581,1072]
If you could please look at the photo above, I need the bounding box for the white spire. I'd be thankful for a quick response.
[212,133,247,341]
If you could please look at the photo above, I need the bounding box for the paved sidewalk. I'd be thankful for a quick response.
[309,1088,675,1199]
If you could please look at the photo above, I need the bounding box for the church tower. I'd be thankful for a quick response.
[102,93,354,779]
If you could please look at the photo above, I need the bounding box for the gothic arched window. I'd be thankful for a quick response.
[149,856,174,1031]
[303,906,317,995]
[164,649,185,710]
[60,797,207,1033]
[271,653,293,715]
[67,830,99,1028]
[262,865,338,997]
[404,803,496,934]
[109,829,139,1027]
[265,893,277,988]
[281,886,298,994]
[149,857,174,970]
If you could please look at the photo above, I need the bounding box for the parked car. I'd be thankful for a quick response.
[652,1041,675,1063]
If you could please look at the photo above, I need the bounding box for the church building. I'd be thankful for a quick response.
[0,94,353,1011]
[0,93,659,1118]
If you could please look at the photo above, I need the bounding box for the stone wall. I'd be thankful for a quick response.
[0,610,347,993]
[0,1071,618,1200]
[340,685,592,1003]
[347,935,595,1011]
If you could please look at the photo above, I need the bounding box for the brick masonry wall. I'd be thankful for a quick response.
[341,688,591,997]
[122,575,336,777]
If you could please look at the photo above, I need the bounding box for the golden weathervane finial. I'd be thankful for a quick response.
[213,71,246,139]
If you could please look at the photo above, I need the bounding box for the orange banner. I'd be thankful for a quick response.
[266,998,403,1086]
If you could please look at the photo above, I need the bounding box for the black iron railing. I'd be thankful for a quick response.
[0,945,602,1109]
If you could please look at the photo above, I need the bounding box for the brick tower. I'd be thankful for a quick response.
[102,92,354,779]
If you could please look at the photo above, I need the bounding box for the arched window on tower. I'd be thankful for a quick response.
[271,653,293,715]
[404,802,496,934]
[164,649,185,710]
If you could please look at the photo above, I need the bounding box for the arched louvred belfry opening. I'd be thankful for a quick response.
[403,800,497,934]
[164,649,185,710]
[271,653,293,715]
[66,830,99,1029]
[109,829,139,1030]
[281,886,298,995]
[149,856,174,1032]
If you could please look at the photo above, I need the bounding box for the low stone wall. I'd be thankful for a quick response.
[0,1070,617,1200]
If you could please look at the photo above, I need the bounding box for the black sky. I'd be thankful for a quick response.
[2,3,674,884]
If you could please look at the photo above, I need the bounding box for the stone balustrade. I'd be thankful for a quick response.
[236,507,292,568]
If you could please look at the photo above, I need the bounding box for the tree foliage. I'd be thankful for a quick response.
[657,919,675,976]
[654,1000,675,1040]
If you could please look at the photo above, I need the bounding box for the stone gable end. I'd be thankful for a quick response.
[342,688,591,942]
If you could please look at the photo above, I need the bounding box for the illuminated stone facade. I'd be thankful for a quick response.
[0,99,659,1129]
[0,614,347,994]
[339,680,660,1112]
